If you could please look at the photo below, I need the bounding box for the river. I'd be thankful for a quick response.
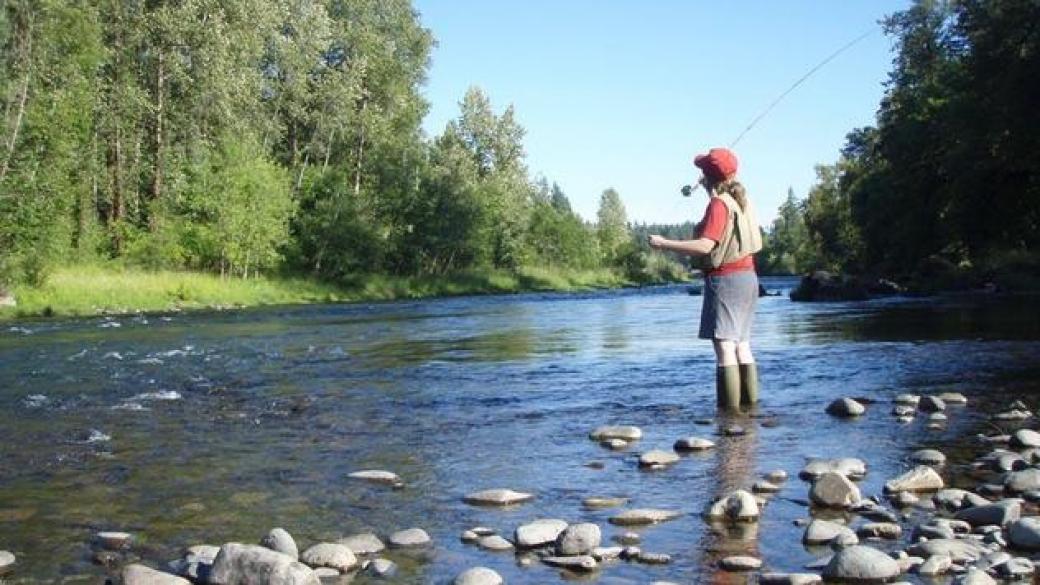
[1,277,1039,583]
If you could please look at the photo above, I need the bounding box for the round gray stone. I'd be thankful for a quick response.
[347,470,403,487]
[388,528,431,548]
[673,437,715,451]
[260,528,298,560]
[1008,517,1040,551]
[515,519,568,548]
[1011,429,1040,448]
[911,449,946,465]
[556,523,601,556]
[463,488,534,506]
[300,543,358,572]
[589,425,642,441]
[639,450,680,468]
[0,551,14,575]
[476,535,513,552]
[337,533,384,555]
[803,519,857,546]
[826,398,866,417]
[954,499,1021,527]
[810,472,861,508]
[609,508,682,526]
[454,567,503,585]
[822,545,901,582]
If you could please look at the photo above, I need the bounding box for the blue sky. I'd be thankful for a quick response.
[413,1,909,226]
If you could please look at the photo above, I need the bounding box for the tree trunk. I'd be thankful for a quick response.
[0,11,33,183]
[148,48,165,231]
[353,98,367,196]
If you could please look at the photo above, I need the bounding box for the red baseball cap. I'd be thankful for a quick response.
[693,148,738,181]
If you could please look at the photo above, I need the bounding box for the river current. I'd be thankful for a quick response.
[1,278,1039,583]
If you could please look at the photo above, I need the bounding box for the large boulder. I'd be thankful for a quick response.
[260,528,298,560]
[821,545,900,582]
[209,543,320,585]
[790,272,870,302]
[556,523,601,556]
[1008,517,1040,551]
[123,565,191,585]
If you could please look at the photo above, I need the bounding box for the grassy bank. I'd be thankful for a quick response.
[0,265,681,321]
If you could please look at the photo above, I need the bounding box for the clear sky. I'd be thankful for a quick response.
[413,1,909,227]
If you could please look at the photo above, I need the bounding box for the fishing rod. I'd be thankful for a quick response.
[679,28,876,199]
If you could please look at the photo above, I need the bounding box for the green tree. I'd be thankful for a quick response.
[596,188,628,264]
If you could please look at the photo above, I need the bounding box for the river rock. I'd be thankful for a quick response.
[753,480,782,494]
[362,558,396,579]
[1011,429,1040,448]
[803,519,857,546]
[311,567,339,581]
[956,568,997,585]
[892,405,915,417]
[891,491,919,507]
[210,543,320,585]
[918,554,953,576]
[476,535,513,552]
[1007,517,1040,550]
[826,398,866,417]
[556,523,601,556]
[591,546,622,561]
[894,394,920,406]
[766,469,789,483]
[884,466,944,493]
[912,449,946,465]
[300,543,357,572]
[541,555,598,572]
[705,490,759,522]
[515,519,568,548]
[759,573,823,585]
[388,528,430,548]
[996,557,1034,580]
[994,409,1032,421]
[337,533,384,555]
[97,531,133,550]
[0,551,13,575]
[821,545,900,582]
[454,567,502,585]
[720,556,761,571]
[463,488,534,506]
[614,532,640,545]
[602,438,629,450]
[857,523,902,540]
[347,470,403,488]
[610,508,682,526]
[1004,468,1040,493]
[790,271,869,302]
[673,437,715,451]
[583,496,628,509]
[991,451,1027,472]
[908,538,988,563]
[934,488,990,511]
[261,528,299,560]
[919,396,946,412]
[637,552,672,565]
[639,450,680,468]
[810,472,861,508]
[939,392,968,404]
[123,564,191,585]
[589,425,642,441]
[800,457,867,481]
[955,499,1021,527]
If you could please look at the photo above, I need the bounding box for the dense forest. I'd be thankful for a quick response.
[758,0,1039,288]
[0,0,684,293]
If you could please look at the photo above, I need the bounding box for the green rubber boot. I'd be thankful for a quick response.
[716,366,741,412]
[740,362,759,406]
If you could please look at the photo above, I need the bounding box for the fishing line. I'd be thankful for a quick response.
[668,26,878,220]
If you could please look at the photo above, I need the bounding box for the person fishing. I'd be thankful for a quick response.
[648,148,762,411]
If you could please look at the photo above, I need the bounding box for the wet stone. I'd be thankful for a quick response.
[894,394,920,406]
[614,532,640,545]
[97,531,133,550]
[938,392,967,404]
[800,457,867,481]
[891,491,919,507]
[122,564,191,585]
[1007,517,1040,551]
[476,535,513,552]
[592,546,623,562]
[673,437,715,451]
[347,470,403,487]
[337,533,385,555]
[583,496,628,509]
[541,555,598,572]
[758,573,823,585]
[639,450,680,469]
[1004,468,1040,494]
[556,523,601,556]
[454,567,503,585]
[753,480,782,494]
[300,543,358,572]
[822,545,901,583]
[719,555,762,571]
[515,519,568,548]
[810,472,861,508]
[261,528,298,560]
[602,438,629,450]
[388,528,430,548]
[209,543,320,585]
[918,554,953,576]
[826,398,866,417]
[856,523,902,540]
[955,499,1021,527]
[463,489,534,506]
[908,538,988,563]
[609,508,682,526]
[766,469,789,483]
[363,558,397,579]
[892,405,916,417]
[884,465,944,493]
[919,396,947,412]
[705,490,759,522]
[802,519,857,546]
[637,552,672,565]
[589,425,642,441]
[912,449,946,465]
[1011,429,1040,449]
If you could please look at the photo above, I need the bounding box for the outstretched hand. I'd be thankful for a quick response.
[647,235,667,250]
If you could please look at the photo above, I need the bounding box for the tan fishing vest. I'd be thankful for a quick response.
[702,193,763,270]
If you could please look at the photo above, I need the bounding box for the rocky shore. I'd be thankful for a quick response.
[4,392,1040,584]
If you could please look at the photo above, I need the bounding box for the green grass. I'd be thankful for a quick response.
[0,264,675,321]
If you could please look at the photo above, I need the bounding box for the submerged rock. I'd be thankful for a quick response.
[954,499,1021,527]
[541,555,598,572]
[1007,517,1040,550]
[639,450,680,469]
[556,523,601,556]
[261,528,298,560]
[209,543,319,585]
[589,425,642,441]
[388,528,430,548]
[454,567,503,585]
[705,490,759,522]
[337,533,384,555]
[759,573,823,585]
[673,437,715,451]
[97,531,133,550]
[609,508,682,526]
[347,470,403,488]
[908,538,988,563]
[911,449,946,465]
[822,545,900,583]
[476,535,513,552]
[719,556,762,571]
[582,496,628,509]
[802,519,857,546]
[800,457,867,481]
[463,488,534,506]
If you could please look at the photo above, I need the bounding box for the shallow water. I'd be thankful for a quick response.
[1,278,1039,583]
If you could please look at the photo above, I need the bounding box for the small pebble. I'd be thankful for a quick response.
[720,555,762,571]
